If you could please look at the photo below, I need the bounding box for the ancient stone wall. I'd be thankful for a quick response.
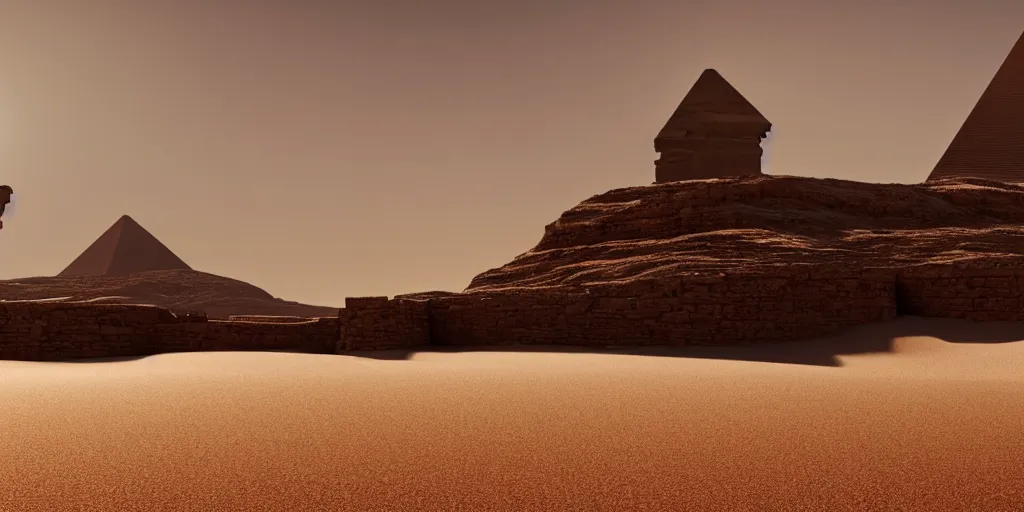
[429,267,897,347]
[203,318,339,353]
[338,297,430,351]
[896,264,1024,321]
[0,302,338,361]
[655,138,764,182]
[8,264,1024,361]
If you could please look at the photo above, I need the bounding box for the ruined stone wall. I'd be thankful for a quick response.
[0,302,338,361]
[203,318,338,353]
[896,264,1024,321]
[429,267,897,347]
[338,297,430,351]
[655,138,764,182]
[10,263,1024,361]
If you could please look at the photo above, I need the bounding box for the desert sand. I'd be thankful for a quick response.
[0,316,1021,511]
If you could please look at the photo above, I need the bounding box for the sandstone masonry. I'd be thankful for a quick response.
[4,262,1023,361]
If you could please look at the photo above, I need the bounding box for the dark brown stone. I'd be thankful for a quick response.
[654,69,771,182]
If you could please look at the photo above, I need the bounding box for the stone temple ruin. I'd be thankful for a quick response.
[654,69,771,183]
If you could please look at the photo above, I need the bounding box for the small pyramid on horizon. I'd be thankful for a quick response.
[654,68,771,183]
[656,68,770,142]
[59,215,192,277]
[928,29,1024,183]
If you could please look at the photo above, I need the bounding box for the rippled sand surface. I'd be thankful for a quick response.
[1,317,1023,511]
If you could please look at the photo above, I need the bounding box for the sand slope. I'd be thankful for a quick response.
[0,316,1022,511]
[0,269,337,318]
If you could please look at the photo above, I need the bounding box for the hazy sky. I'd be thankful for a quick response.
[0,0,1022,306]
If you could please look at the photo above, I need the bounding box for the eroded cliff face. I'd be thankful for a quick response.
[467,175,1024,292]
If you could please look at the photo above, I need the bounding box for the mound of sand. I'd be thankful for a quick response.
[0,269,336,319]
[468,175,1024,291]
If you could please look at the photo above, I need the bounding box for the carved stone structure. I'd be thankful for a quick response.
[928,29,1024,183]
[654,69,771,183]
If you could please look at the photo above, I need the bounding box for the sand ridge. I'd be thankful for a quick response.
[0,269,337,319]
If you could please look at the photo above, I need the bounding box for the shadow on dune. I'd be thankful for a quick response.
[56,356,151,364]
[47,349,325,364]
[19,316,1024,367]
[346,316,1024,368]
[344,339,885,367]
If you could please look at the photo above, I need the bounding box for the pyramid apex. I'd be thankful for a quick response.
[695,68,727,82]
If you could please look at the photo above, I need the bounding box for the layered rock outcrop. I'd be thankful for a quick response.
[468,175,1024,291]
[438,175,1024,345]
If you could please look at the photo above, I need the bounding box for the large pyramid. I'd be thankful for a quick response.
[59,215,192,277]
[928,29,1024,183]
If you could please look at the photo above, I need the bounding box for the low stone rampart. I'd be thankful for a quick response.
[428,267,896,347]
[0,302,338,361]
[6,263,1024,361]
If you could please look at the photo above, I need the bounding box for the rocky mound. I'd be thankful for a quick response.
[0,269,337,319]
[467,175,1024,292]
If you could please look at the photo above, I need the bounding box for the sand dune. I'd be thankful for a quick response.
[0,269,337,318]
[0,317,1022,511]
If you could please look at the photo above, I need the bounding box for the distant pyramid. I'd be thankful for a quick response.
[928,29,1024,183]
[654,69,771,183]
[655,69,770,142]
[59,215,192,277]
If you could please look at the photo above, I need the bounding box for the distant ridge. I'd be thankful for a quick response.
[928,29,1024,183]
[59,215,192,277]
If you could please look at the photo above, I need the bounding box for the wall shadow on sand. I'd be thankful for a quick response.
[347,316,1024,368]
[25,316,1024,368]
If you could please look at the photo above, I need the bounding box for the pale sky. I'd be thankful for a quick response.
[0,0,1022,307]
